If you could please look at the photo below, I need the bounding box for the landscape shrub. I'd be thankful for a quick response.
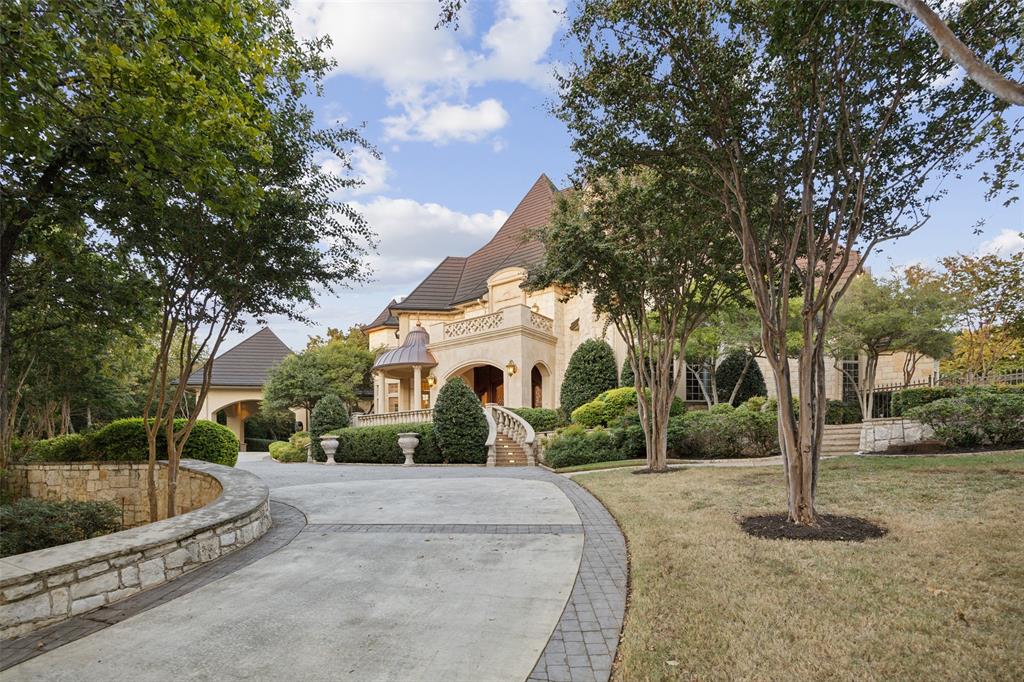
[612,424,646,459]
[268,441,307,463]
[53,418,239,466]
[0,499,122,557]
[433,378,489,463]
[560,339,619,418]
[289,431,311,450]
[25,434,88,462]
[667,404,778,459]
[310,394,349,461]
[245,437,285,452]
[509,407,563,432]
[892,384,1024,416]
[826,400,862,425]
[715,350,767,405]
[334,423,442,464]
[571,386,683,428]
[620,357,634,387]
[541,425,624,468]
[906,393,1024,448]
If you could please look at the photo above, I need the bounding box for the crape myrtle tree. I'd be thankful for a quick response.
[557,0,1021,522]
[685,300,765,407]
[531,169,742,472]
[100,5,373,519]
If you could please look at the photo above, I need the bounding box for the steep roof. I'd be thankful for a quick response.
[185,327,293,387]
[364,299,399,330]
[392,174,557,312]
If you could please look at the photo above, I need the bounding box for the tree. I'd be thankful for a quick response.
[558,339,619,420]
[685,300,765,407]
[433,378,489,464]
[311,327,376,410]
[533,170,741,472]
[557,0,1020,522]
[715,351,767,406]
[310,394,349,461]
[264,352,333,417]
[940,250,1024,380]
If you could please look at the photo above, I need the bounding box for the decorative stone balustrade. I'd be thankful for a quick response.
[353,409,434,428]
[488,404,536,466]
[441,305,555,342]
[529,310,554,333]
[444,310,504,339]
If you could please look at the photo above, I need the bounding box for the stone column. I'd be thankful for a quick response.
[374,372,384,413]
[412,366,422,411]
[401,376,411,412]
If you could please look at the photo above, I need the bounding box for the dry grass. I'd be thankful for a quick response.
[578,452,1024,681]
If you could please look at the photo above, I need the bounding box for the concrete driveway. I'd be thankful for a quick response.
[5,462,586,682]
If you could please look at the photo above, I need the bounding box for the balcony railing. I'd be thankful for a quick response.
[440,305,555,341]
[352,409,433,428]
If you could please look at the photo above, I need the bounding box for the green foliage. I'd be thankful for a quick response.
[620,357,634,387]
[907,393,1024,448]
[0,499,122,557]
[310,394,349,462]
[245,437,285,452]
[825,401,862,425]
[541,425,625,469]
[612,424,647,460]
[25,434,88,462]
[668,405,779,459]
[268,441,307,463]
[334,423,442,464]
[433,379,489,464]
[892,385,1024,416]
[264,329,376,414]
[508,408,563,432]
[244,408,295,442]
[715,351,767,405]
[77,418,238,466]
[289,431,312,450]
[571,387,683,428]
[559,340,619,418]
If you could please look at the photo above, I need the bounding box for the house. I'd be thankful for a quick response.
[186,328,307,450]
[364,174,937,416]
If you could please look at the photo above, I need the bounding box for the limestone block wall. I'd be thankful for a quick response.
[0,460,270,638]
[4,463,222,527]
[859,418,936,453]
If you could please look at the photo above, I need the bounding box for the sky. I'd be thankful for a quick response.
[224,0,1023,352]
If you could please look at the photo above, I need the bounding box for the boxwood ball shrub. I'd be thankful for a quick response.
[541,425,625,469]
[65,418,238,466]
[509,407,562,432]
[433,378,489,463]
[571,386,684,428]
[1,499,122,557]
[269,441,307,463]
[560,339,619,418]
[714,350,767,405]
[907,393,1024,448]
[310,393,350,462]
[334,423,442,464]
[25,433,88,462]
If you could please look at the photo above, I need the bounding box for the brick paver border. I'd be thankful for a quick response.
[0,501,307,672]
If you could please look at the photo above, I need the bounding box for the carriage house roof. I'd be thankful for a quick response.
[392,174,557,312]
[185,327,293,387]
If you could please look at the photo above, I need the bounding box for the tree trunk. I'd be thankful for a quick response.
[165,419,178,518]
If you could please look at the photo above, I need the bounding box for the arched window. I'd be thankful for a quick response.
[531,366,543,408]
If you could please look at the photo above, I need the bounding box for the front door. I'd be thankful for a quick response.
[473,366,505,406]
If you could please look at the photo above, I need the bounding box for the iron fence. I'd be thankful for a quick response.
[868,370,1024,418]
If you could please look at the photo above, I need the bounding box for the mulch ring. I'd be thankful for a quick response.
[631,466,688,475]
[740,513,887,542]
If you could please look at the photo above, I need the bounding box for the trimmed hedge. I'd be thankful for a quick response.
[333,423,443,464]
[541,425,625,469]
[433,378,489,463]
[269,440,307,463]
[560,339,619,418]
[1,499,122,557]
[25,434,87,462]
[509,407,563,432]
[826,400,862,425]
[906,393,1024,448]
[892,384,1024,416]
[28,418,238,467]
[571,386,684,428]
[668,404,778,459]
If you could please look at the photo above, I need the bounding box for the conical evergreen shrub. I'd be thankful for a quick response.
[715,351,767,405]
[311,393,349,461]
[560,339,618,418]
[433,378,489,463]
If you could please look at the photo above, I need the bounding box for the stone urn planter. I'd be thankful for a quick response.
[397,432,419,466]
[320,435,339,465]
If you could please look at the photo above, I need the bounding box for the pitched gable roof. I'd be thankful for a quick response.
[364,299,399,330]
[392,174,557,312]
[185,327,293,387]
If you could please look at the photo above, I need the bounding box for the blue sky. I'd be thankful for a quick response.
[225,0,1022,352]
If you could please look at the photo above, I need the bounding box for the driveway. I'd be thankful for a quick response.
[4,461,596,682]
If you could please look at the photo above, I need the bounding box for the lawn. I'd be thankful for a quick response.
[578,452,1024,681]
[553,458,688,473]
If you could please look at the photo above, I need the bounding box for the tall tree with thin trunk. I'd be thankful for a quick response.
[556,0,1021,523]
[530,169,742,472]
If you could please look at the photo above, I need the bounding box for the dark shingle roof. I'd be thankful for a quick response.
[185,327,293,387]
[364,299,399,329]
[392,174,557,312]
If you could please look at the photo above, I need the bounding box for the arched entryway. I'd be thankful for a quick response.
[530,362,552,408]
[446,363,506,406]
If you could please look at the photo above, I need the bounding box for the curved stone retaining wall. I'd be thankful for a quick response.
[0,460,270,638]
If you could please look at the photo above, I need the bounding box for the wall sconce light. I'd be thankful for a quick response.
[506,360,518,376]
[531,303,540,313]
[426,374,437,387]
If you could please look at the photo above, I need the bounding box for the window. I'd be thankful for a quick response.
[685,364,709,402]
[841,356,860,403]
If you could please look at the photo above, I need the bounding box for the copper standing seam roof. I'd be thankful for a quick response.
[392,174,557,312]
[372,325,437,370]
[185,327,293,387]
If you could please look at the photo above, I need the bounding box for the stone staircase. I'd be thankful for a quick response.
[494,433,529,466]
[821,423,862,457]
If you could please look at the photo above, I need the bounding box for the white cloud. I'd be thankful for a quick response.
[978,229,1024,257]
[382,99,510,143]
[318,148,393,196]
[289,0,565,144]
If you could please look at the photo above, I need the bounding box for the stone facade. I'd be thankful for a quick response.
[0,460,270,638]
[4,463,222,527]
[859,418,936,453]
